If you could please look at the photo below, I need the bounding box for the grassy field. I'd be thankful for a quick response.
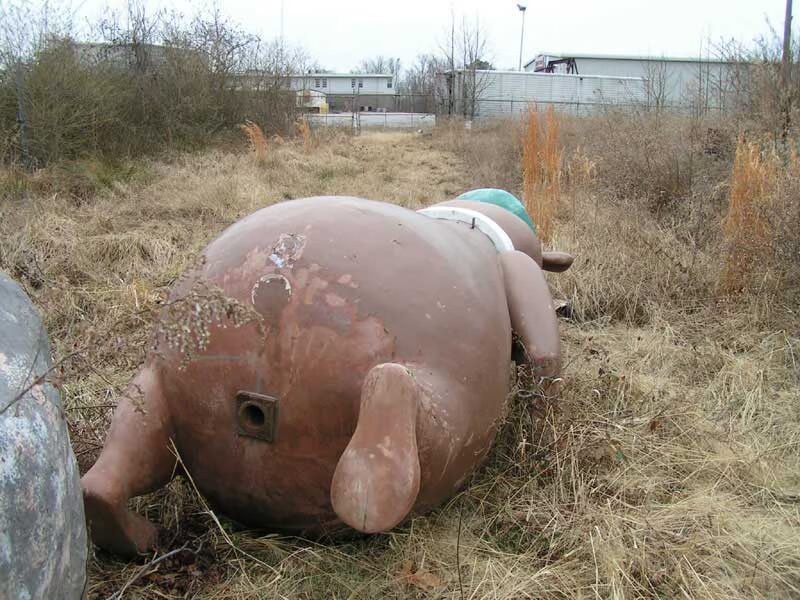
[1,123,799,599]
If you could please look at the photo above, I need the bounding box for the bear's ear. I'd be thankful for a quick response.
[542,251,574,273]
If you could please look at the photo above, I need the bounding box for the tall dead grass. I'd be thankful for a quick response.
[522,105,562,242]
[239,121,268,164]
[720,137,787,293]
[296,117,313,152]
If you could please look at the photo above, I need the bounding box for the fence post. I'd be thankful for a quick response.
[15,65,32,168]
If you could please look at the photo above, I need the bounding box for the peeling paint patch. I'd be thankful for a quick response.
[304,277,329,305]
[336,274,360,289]
[377,435,394,458]
[269,233,306,269]
[325,293,346,308]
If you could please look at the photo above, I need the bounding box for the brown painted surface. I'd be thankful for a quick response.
[82,195,571,555]
[499,251,562,396]
[331,363,421,533]
[542,251,575,273]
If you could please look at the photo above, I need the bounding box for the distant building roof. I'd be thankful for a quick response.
[523,52,735,70]
[449,68,645,82]
[292,73,394,78]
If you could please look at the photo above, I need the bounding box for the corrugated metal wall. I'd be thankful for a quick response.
[455,70,647,118]
[524,57,739,109]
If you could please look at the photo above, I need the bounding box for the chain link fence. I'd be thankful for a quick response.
[300,93,720,130]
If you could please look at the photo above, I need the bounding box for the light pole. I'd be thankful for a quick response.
[517,4,527,71]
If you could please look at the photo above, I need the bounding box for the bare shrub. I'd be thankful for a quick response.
[770,153,800,287]
[579,110,703,210]
[0,38,128,166]
[565,145,596,189]
[0,1,302,166]
[714,34,800,143]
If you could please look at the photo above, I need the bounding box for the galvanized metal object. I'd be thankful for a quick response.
[0,271,87,598]
[236,391,279,443]
[82,195,573,556]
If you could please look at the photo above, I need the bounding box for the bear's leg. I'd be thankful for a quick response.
[81,365,176,556]
[331,363,421,533]
[499,250,562,397]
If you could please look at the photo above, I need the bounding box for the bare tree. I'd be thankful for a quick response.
[0,0,75,68]
[713,27,798,141]
[353,56,401,77]
[458,15,492,118]
[644,59,671,111]
[434,11,493,117]
[400,53,446,112]
[438,8,457,116]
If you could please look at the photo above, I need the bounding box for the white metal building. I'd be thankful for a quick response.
[448,69,647,118]
[289,73,396,112]
[524,53,739,110]
[289,73,395,95]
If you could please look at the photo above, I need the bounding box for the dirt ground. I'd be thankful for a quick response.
[1,129,799,599]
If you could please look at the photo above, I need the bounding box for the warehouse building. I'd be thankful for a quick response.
[445,69,648,118]
[524,53,740,110]
[444,52,741,119]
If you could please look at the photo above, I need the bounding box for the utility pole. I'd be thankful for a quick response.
[782,0,793,89]
[782,0,793,145]
[15,65,31,169]
[280,0,285,46]
[448,9,455,116]
[517,4,527,71]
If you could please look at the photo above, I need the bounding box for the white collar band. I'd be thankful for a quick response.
[417,206,515,253]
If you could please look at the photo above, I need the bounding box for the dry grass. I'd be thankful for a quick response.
[432,118,522,193]
[1,123,799,599]
[522,106,562,242]
[239,121,269,165]
[296,117,313,153]
[720,137,779,293]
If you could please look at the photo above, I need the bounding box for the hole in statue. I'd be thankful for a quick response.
[242,403,265,428]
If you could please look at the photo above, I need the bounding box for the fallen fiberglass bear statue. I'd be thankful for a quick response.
[82,189,574,555]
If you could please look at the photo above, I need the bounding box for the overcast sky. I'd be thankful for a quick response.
[75,0,788,72]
